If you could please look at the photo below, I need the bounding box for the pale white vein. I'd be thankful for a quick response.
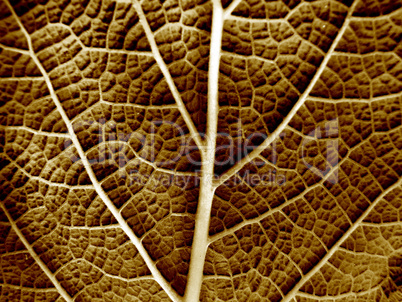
[215,0,361,187]
[3,126,70,138]
[3,2,181,301]
[296,286,381,300]
[281,175,402,302]
[183,1,224,301]
[0,203,73,302]
[130,0,203,150]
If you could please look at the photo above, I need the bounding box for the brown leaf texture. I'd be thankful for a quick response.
[0,0,401,301]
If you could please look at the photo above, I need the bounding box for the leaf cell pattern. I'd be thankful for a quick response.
[0,0,401,301]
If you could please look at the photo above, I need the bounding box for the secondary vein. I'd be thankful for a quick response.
[0,203,73,302]
[215,0,359,187]
[130,0,204,150]
[3,1,182,301]
[281,175,402,302]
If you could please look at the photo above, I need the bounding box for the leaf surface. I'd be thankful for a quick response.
[0,0,401,301]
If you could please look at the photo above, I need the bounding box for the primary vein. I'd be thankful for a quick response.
[183,1,224,301]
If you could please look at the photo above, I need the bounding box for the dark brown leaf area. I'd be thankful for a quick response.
[0,208,63,301]
[215,0,349,174]
[144,0,212,134]
[0,0,402,301]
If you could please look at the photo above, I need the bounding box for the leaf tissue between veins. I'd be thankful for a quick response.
[0,0,402,301]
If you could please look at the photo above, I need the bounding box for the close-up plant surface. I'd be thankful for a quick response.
[0,0,401,301]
